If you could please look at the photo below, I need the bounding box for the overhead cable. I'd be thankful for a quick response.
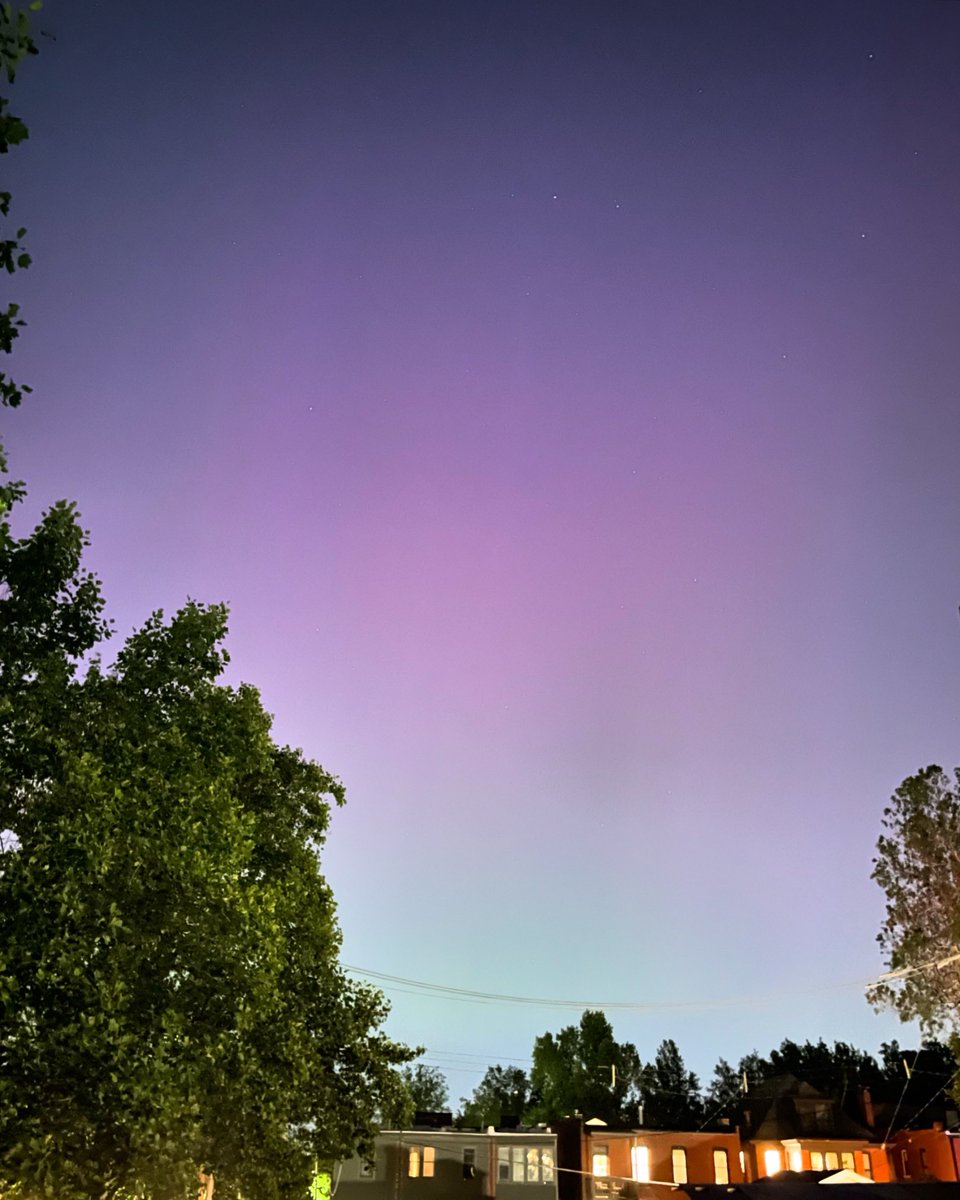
[345,963,878,1012]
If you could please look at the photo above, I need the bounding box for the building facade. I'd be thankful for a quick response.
[335,1129,559,1200]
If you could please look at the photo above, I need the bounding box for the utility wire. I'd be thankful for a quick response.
[891,1066,960,1136]
[345,964,877,1012]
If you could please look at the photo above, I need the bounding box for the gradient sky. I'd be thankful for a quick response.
[6,0,960,1105]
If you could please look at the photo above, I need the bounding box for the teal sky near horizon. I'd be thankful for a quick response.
[5,0,960,1101]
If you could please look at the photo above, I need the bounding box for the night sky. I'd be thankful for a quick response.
[6,0,960,1101]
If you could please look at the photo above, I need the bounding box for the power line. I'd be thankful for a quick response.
[345,963,880,1013]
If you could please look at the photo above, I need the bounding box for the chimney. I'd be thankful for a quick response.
[861,1087,876,1130]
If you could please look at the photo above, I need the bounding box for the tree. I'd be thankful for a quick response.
[378,1063,448,1128]
[640,1039,703,1130]
[871,764,960,1032]
[705,1057,741,1109]
[0,471,414,1200]
[527,1011,644,1125]
[460,1065,530,1128]
[403,1064,449,1112]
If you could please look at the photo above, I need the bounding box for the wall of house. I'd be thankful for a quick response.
[741,1140,889,1182]
[890,1128,960,1182]
[335,1131,559,1200]
[581,1129,745,1193]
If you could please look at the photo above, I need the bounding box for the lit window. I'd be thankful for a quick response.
[631,1146,650,1182]
[900,1150,910,1179]
[526,1149,542,1183]
[824,1152,839,1171]
[713,1150,729,1185]
[672,1148,688,1184]
[739,1151,746,1179]
[408,1147,434,1179]
[810,1153,824,1171]
[860,1154,872,1179]
[497,1146,553,1185]
[788,1149,803,1173]
[764,1150,781,1176]
[840,1153,854,1171]
[512,1147,524,1182]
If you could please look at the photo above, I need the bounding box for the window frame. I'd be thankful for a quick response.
[408,1145,435,1179]
[713,1149,730,1185]
[496,1144,554,1185]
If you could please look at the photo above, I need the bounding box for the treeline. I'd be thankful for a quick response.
[393,1011,957,1131]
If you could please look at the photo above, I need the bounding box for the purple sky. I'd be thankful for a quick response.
[6,0,960,1103]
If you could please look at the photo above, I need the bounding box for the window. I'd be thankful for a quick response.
[840,1153,854,1172]
[763,1150,781,1176]
[631,1146,650,1183]
[671,1148,688,1184]
[497,1146,554,1185]
[463,1148,476,1180]
[408,1147,435,1179]
[713,1150,729,1185]
[919,1149,928,1172]
[739,1151,746,1180]
[900,1150,910,1179]
[592,1145,610,1194]
[788,1149,803,1173]
[860,1154,872,1179]
[824,1152,839,1171]
[810,1153,824,1171]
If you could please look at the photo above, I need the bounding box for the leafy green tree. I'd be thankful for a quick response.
[378,1063,448,1128]
[527,1010,644,1125]
[0,471,413,1200]
[403,1064,449,1112]
[460,1065,530,1128]
[640,1039,703,1130]
[871,765,960,1033]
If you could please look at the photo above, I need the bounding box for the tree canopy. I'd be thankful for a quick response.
[460,1065,530,1129]
[872,764,960,1033]
[527,1011,644,1125]
[640,1039,703,1130]
[381,1064,450,1126]
[0,470,413,1200]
